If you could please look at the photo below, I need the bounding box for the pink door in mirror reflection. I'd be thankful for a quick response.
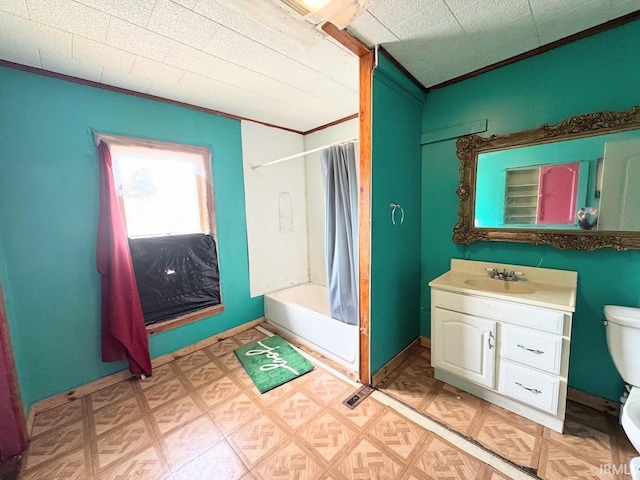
[537,162,580,225]
[0,286,27,460]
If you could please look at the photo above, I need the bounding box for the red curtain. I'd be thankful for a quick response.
[96,141,152,376]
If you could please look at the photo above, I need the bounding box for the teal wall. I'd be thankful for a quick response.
[0,67,263,409]
[421,19,640,401]
[370,54,425,374]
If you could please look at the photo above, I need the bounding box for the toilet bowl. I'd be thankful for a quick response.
[604,305,640,478]
[622,388,640,453]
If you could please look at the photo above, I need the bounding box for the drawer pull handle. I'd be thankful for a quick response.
[517,344,544,355]
[488,331,495,350]
[515,382,542,395]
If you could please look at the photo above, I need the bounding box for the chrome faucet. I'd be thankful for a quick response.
[487,268,523,282]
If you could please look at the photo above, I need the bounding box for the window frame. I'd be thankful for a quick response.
[96,133,224,335]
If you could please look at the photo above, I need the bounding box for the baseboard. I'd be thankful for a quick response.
[371,337,421,387]
[420,336,431,348]
[29,317,265,425]
[567,387,620,417]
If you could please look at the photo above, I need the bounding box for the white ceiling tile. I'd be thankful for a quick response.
[612,0,640,17]
[391,0,464,41]
[0,11,72,56]
[444,0,483,12]
[202,25,314,89]
[176,71,223,91]
[0,0,28,17]
[40,52,103,81]
[72,35,135,72]
[130,56,185,86]
[320,55,359,88]
[369,0,438,28]
[529,0,596,24]
[382,41,421,66]
[74,0,156,26]
[305,78,358,109]
[106,17,175,61]
[146,0,220,49]
[147,81,193,104]
[163,42,222,77]
[202,0,324,50]
[26,0,109,42]
[410,65,443,87]
[535,2,615,45]
[100,67,153,92]
[348,9,375,29]
[0,40,40,67]
[170,0,198,9]
[202,26,262,65]
[479,34,539,65]
[349,12,400,46]
[454,0,533,34]
[194,0,303,56]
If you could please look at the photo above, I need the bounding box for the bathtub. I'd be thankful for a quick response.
[264,283,359,372]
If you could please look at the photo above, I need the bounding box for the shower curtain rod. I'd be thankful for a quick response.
[251,137,358,169]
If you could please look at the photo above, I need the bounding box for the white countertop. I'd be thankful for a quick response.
[428,259,577,312]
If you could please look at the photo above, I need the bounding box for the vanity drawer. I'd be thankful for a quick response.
[499,361,560,414]
[432,290,566,334]
[502,325,563,375]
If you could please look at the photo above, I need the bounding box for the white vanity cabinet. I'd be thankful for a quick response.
[432,308,496,388]
[429,260,577,433]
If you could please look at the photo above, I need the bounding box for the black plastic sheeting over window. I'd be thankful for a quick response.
[128,234,221,326]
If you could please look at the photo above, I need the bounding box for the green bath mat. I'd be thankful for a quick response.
[234,335,314,393]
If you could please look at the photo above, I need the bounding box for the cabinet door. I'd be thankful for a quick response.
[433,308,496,388]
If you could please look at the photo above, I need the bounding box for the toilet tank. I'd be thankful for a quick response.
[605,305,640,387]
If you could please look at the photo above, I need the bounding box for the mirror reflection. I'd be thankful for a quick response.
[475,129,640,231]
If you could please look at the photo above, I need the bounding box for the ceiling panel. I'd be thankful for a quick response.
[105,17,176,61]
[0,0,637,132]
[40,52,104,82]
[348,0,639,88]
[72,36,136,73]
[146,0,220,49]
[1,0,28,17]
[27,0,110,42]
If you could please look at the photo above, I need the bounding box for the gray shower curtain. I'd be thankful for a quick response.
[321,143,358,326]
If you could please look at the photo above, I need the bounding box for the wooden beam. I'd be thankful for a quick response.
[303,113,359,135]
[322,22,370,57]
[358,49,374,386]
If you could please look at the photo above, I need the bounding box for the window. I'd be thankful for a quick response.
[100,135,223,333]
[110,144,212,237]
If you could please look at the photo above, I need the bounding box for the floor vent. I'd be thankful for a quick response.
[342,385,374,410]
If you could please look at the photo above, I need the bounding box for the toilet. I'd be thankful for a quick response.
[605,305,640,479]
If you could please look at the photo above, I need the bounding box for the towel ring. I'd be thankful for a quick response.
[390,203,404,226]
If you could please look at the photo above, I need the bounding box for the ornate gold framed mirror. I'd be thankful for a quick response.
[454,105,640,250]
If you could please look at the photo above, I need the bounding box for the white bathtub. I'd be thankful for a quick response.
[264,283,359,372]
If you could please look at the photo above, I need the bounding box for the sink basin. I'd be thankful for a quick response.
[464,278,536,294]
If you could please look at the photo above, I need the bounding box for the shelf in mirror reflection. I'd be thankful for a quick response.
[474,129,640,232]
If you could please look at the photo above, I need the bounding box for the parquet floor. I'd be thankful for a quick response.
[19,328,522,480]
[378,346,637,480]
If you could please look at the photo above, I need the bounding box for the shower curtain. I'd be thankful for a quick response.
[322,143,358,326]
